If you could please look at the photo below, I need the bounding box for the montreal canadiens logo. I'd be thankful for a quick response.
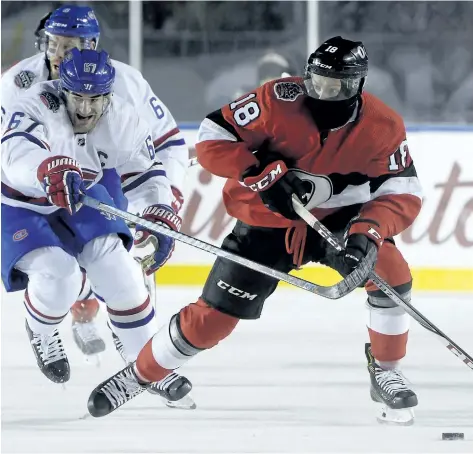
[13,229,28,241]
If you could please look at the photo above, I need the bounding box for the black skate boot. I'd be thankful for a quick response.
[366,343,417,425]
[72,321,106,356]
[107,322,196,409]
[26,320,70,383]
[87,363,193,417]
[148,372,196,409]
[366,343,418,409]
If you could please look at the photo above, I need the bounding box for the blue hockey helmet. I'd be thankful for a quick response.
[59,49,115,133]
[44,5,100,43]
[59,48,115,95]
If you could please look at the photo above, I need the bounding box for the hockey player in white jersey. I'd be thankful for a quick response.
[1,3,189,391]
[1,48,192,407]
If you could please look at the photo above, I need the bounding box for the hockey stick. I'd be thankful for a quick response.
[81,195,376,300]
[291,195,473,372]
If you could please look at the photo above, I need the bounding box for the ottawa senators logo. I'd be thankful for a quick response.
[273,81,304,102]
[288,169,333,210]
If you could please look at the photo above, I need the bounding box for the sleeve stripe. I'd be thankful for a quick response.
[369,163,417,193]
[206,109,242,141]
[121,164,162,185]
[1,131,48,150]
[155,138,186,153]
[121,163,161,182]
[197,117,239,143]
[121,171,141,182]
[122,169,167,194]
[153,127,180,149]
[371,176,423,200]
[82,167,99,175]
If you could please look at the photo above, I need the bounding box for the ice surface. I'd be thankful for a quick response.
[2,287,472,453]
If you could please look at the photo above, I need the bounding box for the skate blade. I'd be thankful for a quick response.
[164,394,197,410]
[376,405,415,426]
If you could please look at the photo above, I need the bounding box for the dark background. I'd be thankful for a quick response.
[2,1,473,124]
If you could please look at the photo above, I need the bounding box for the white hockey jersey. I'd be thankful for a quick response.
[1,81,172,216]
[1,53,188,193]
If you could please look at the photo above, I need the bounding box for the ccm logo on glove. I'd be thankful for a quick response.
[241,160,308,220]
[241,161,287,191]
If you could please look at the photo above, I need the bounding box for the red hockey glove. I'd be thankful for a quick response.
[134,204,182,275]
[37,156,84,215]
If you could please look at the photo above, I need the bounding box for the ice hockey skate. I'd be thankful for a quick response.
[87,363,193,417]
[108,323,196,409]
[147,372,197,410]
[72,320,106,356]
[26,320,70,383]
[365,343,417,425]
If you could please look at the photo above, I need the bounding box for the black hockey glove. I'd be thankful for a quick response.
[344,233,378,270]
[343,218,383,270]
[241,160,308,220]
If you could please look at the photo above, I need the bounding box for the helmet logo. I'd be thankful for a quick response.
[325,46,338,53]
[62,8,70,13]
[314,61,332,69]
[83,84,93,90]
[357,46,366,58]
[84,63,97,73]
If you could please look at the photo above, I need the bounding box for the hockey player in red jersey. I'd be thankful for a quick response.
[88,37,423,424]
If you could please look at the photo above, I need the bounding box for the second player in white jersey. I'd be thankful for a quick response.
[1,5,196,410]
[2,80,171,215]
[2,48,181,387]
[2,48,193,405]
[2,50,188,208]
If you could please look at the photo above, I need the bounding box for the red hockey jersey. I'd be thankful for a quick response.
[195,77,422,240]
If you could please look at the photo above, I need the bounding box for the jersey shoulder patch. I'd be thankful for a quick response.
[273,81,304,102]
[14,70,36,89]
[39,91,61,113]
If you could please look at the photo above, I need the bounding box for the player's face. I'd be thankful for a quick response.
[64,91,110,133]
[305,72,362,102]
[46,33,96,79]
[309,74,342,100]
